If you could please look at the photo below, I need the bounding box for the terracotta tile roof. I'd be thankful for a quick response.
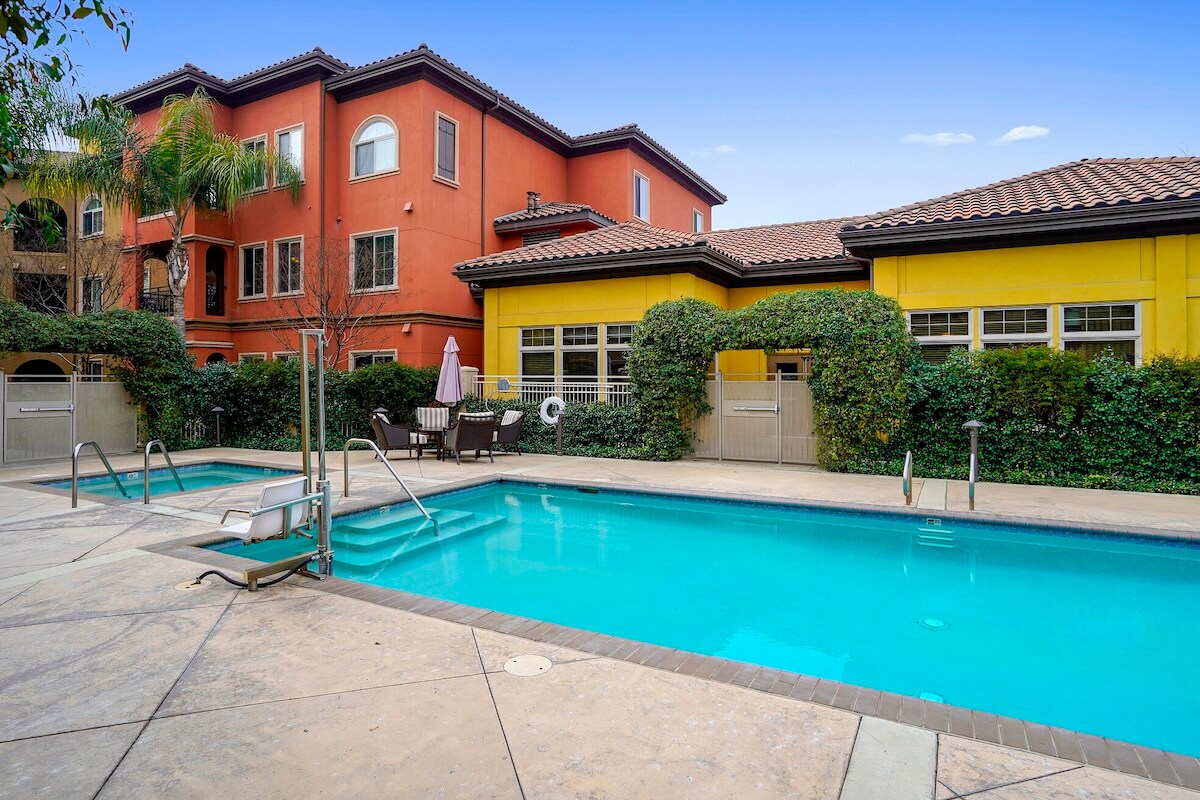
[846,157,1200,231]
[708,218,856,265]
[494,202,615,225]
[457,217,853,274]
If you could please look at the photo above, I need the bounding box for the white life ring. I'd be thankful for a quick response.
[539,396,565,425]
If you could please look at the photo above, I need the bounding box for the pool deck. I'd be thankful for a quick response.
[1,447,1197,799]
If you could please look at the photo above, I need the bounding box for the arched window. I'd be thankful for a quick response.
[81,197,104,237]
[13,199,68,252]
[352,117,397,177]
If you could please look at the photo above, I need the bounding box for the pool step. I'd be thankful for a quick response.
[336,508,474,549]
[335,512,506,573]
[917,528,956,549]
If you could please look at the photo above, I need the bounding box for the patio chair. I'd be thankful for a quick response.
[415,406,451,432]
[494,409,526,454]
[218,475,312,543]
[370,413,423,459]
[442,414,497,464]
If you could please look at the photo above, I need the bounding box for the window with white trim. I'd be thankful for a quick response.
[81,197,103,237]
[239,244,266,299]
[435,113,458,184]
[244,136,267,192]
[238,352,266,363]
[692,209,704,233]
[633,172,650,221]
[82,359,104,382]
[273,352,298,362]
[1062,303,1139,364]
[561,325,599,382]
[519,327,555,379]
[353,118,397,178]
[351,232,396,291]
[275,125,303,183]
[275,238,303,295]
[909,310,971,364]
[351,352,395,369]
[80,276,104,313]
[605,324,635,379]
[980,306,1050,350]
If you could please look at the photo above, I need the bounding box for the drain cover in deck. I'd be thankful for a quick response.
[504,655,552,676]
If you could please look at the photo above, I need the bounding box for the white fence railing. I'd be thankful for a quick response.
[471,375,634,407]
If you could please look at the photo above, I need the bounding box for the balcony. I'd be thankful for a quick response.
[138,288,175,313]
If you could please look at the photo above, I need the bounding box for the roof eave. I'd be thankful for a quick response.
[839,198,1200,255]
[455,247,743,287]
[572,130,727,206]
[493,210,615,234]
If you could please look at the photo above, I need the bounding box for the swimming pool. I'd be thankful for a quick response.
[44,462,299,499]
[212,480,1200,756]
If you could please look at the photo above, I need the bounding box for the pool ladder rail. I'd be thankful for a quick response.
[341,438,432,521]
[144,439,185,504]
[71,441,130,507]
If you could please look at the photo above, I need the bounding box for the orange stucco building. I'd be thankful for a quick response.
[113,46,725,369]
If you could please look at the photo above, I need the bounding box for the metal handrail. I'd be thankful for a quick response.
[903,450,913,505]
[221,490,325,542]
[72,441,130,507]
[968,453,978,511]
[144,439,185,503]
[342,438,432,520]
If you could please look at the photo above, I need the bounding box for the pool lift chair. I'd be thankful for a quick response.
[195,329,335,592]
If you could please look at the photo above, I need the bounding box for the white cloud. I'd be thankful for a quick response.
[711,144,737,154]
[994,125,1050,144]
[901,132,975,146]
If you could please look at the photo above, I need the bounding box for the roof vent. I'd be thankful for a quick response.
[526,191,541,212]
[694,235,709,246]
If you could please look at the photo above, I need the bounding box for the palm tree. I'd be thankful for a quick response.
[25,87,301,340]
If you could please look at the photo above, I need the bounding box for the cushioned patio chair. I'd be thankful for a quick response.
[415,406,451,432]
[370,412,423,459]
[219,475,311,543]
[442,414,497,464]
[494,409,526,454]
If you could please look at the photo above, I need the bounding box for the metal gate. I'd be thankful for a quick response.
[691,365,817,465]
[1,372,137,463]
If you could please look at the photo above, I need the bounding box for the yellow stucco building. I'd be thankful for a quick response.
[457,157,1200,380]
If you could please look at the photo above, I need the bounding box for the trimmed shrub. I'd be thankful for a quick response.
[460,396,646,459]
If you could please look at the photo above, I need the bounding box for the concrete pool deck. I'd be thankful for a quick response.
[0,448,1197,798]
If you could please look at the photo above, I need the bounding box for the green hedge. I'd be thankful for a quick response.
[460,396,647,458]
[840,348,1200,494]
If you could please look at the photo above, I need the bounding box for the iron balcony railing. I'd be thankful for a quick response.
[138,288,174,313]
[472,375,634,406]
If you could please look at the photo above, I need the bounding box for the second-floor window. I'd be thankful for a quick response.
[692,209,704,233]
[276,125,303,183]
[240,244,266,299]
[275,238,303,295]
[634,173,650,221]
[352,231,396,291]
[81,197,104,237]
[244,136,267,192]
[435,113,458,184]
[81,276,104,313]
[353,118,397,178]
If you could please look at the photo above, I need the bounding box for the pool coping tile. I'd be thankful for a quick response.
[144,477,1199,793]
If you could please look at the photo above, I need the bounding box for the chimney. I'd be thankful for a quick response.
[526,191,540,212]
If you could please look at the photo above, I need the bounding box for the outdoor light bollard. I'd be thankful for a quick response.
[211,406,224,447]
[963,420,984,510]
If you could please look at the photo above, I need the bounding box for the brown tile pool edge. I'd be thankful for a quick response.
[144,527,1200,793]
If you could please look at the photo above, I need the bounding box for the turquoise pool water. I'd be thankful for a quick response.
[45,462,298,498]
[211,481,1200,756]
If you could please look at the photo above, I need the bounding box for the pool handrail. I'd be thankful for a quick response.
[902,450,913,505]
[969,452,978,511]
[342,438,432,521]
[144,439,185,503]
[71,441,130,507]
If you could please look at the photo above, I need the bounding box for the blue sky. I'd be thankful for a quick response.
[71,0,1200,228]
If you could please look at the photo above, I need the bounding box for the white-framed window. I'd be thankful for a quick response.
[238,352,266,363]
[605,323,635,379]
[350,230,396,291]
[561,325,599,384]
[519,327,555,379]
[273,351,299,362]
[980,306,1051,350]
[244,136,267,192]
[274,237,303,295]
[352,117,397,178]
[80,276,104,313]
[351,351,396,370]
[82,359,104,382]
[692,209,704,233]
[1061,302,1140,364]
[275,124,303,184]
[81,196,104,237]
[633,172,650,221]
[909,309,972,364]
[434,112,459,185]
[239,243,266,299]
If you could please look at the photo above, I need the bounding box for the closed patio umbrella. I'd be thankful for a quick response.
[435,335,464,406]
